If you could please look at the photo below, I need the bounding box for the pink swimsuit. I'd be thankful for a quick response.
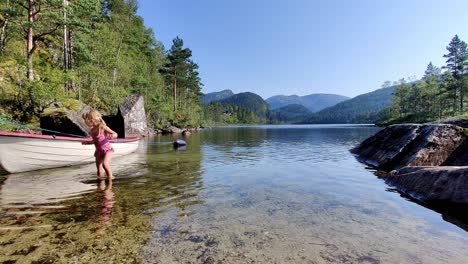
[92,130,114,158]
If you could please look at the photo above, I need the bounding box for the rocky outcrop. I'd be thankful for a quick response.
[351,124,467,170]
[386,166,468,203]
[116,94,148,137]
[40,104,91,137]
[161,126,183,134]
[353,123,468,204]
[40,95,149,138]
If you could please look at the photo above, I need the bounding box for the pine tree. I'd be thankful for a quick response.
[443,35,468,111]
[443,35,468,79]
[423,62,441,81]
[160,37,192,112]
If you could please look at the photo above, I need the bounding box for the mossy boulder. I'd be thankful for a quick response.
[40,100,91,137]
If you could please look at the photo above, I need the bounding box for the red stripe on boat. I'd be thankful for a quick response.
[0,131,140,143]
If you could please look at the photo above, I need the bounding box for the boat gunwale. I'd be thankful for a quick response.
[0,131,140,143]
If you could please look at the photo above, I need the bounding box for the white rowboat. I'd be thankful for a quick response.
[0,131,140,174]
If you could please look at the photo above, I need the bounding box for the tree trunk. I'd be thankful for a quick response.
[69,29,74,69]
[69,29,76,92]
[27,0,35,81]
[63,0,68,72]
[460,87,464,113]
[62,0,69,91]
[112,36,124,89]
[0,15,8,53]
[173,71,177,112]
[0,0,10,53]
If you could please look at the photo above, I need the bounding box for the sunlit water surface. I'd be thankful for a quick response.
[1,125,468,263]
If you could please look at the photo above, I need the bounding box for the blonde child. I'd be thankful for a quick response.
[82,110,118,180]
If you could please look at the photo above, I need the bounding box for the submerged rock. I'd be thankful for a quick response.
[386,166,468,204]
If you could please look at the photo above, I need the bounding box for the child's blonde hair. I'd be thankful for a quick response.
[82,109,106,128]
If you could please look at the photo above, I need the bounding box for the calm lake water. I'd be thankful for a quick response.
[1,125,468,263]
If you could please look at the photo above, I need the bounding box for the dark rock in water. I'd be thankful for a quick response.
[352,124,467,171]
[182,129,191,136]
[386,166,468,204]
[173,139,187,148]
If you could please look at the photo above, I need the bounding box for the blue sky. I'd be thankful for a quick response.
[137,0,468,99]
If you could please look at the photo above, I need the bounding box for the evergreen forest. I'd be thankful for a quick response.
[0,0,203,131]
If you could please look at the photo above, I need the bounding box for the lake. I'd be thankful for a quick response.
[1,125,468,263]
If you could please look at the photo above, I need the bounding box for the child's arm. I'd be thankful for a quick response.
[103,125,118,139]
[81,139,93,145]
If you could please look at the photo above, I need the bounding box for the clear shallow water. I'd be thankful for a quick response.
[1,125,468,263]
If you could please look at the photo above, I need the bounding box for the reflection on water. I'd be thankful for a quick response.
[98,180,114,226]
[1,125,468,263]
[0,141,205,263]
[143,125,468,263]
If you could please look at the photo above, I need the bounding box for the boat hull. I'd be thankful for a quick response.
[0,132,140,174]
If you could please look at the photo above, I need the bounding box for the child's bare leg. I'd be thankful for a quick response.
[102,152,114,180]
[95,156,105,179]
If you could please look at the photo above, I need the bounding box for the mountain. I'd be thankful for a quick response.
[266,95,301,109]
[201,89,234,103]
[300,86,395,124]
[271,104,312,123]
[266,93,349,112]
[220,92,271,120]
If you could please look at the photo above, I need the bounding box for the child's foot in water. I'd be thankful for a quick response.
[99,179,106,190]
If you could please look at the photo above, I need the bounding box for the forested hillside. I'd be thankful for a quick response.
[1,1,466,129]
[0,0,202,130]
[271,104,312,123]
[301,86,395,124]
[220,92,271,121]
[201,102,262,125]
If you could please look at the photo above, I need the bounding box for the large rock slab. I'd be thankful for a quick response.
[117,94,148,137]
[40,103,91,137]
[40,95,149,138]
[351,124,467,170]
[386,166,468,204]
[351,124,420,169]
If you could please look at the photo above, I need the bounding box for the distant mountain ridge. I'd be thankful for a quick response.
[201,89,234,103]
[300,86,396,124]
[266,93,350,112]
[201,86,395,124]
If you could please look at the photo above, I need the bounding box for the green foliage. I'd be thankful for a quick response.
[0,111,15,131]
[220,92,271,122]
[202,102,260,125]
[380,36,468,125]
[159,36,203,127]
[0,0,205,130]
